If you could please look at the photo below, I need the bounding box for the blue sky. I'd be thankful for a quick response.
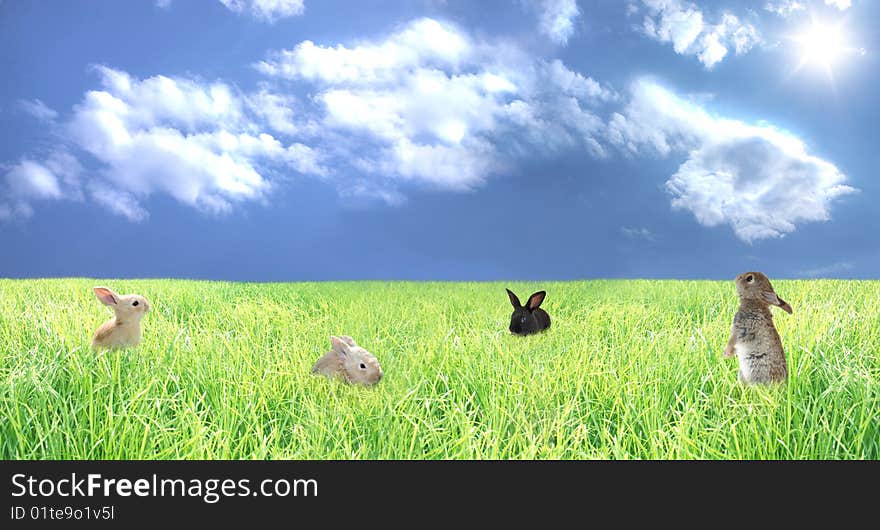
[1,0,877,280]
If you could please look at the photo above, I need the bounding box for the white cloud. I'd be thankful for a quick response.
[608,79,856,242]
[7,19,615,219]
[6,160,62,200]
[159,0,305,21]
[621,226,655,241]
[544,58,617,102]
[4,67,325,222]
[89,184,150,222]
[798,261,854,278]
[532,0,581,45]
[7,16,853,239]
[246,89,302,135]
[1,150,82,220]
[666,139,852,241]
[824,0,852,10]
[218,0,305,22]
[258,18,614,191]
[18,99,58,122]
[70,69,324,214]
[256,18,471,84]
[763,1,806,17]
[337,180,407,207]
[639,0,761,68]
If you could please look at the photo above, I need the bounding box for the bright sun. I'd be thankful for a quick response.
[795,22,846,68]
[790,18,862,82]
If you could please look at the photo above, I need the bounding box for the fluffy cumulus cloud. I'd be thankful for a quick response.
[0,150,82,220]
[763,1,806,17]
[157,0,304,21]
[2,66,324,221]
[257,18,615,191]
[4,16,854,240]
[218,0,305,22]
[637,0,761,68]
[765,0,850,17]
[4,18,614,220]
[532,0,581,45]
[246,89,302,135]
[825,0,852,10]
[608,80,856,242]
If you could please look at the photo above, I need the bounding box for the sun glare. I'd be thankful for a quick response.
[795,23,846,68]
[789,17,861,83]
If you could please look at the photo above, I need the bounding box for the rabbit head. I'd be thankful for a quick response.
[506,288,547,335]
[330,335,383,386]
[94,286,151,321]
[734,272,792,314]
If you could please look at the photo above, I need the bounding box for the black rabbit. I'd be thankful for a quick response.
[506,288,551,336]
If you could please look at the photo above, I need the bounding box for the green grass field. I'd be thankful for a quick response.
[1,278,878,459]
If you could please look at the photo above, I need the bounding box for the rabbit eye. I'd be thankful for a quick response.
[359,363,367,370]
[132,300,139,306]
[746,275,754,283]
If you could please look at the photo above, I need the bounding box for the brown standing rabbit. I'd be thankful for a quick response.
[723,272,793,385]
[91,286,151,349]
[312,335,383,386]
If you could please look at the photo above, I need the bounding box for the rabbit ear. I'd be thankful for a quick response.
[330,336,350,356]
[762,290,793,314]
[777,298,793,314]
[506,288,521,308]
[93,287,118,306]
[526,291,546,310]
[339,336,357,347]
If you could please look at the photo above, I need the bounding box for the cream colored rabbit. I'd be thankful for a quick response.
[312,335,383,386]
[91,286,151,349]
[723,272,793,385]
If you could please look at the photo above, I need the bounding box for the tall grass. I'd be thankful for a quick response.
[0,278,877,459]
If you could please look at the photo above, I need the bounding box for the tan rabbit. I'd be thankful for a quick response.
[723,272,793,384]
[311,335,383,386]
[91,286,151,349]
